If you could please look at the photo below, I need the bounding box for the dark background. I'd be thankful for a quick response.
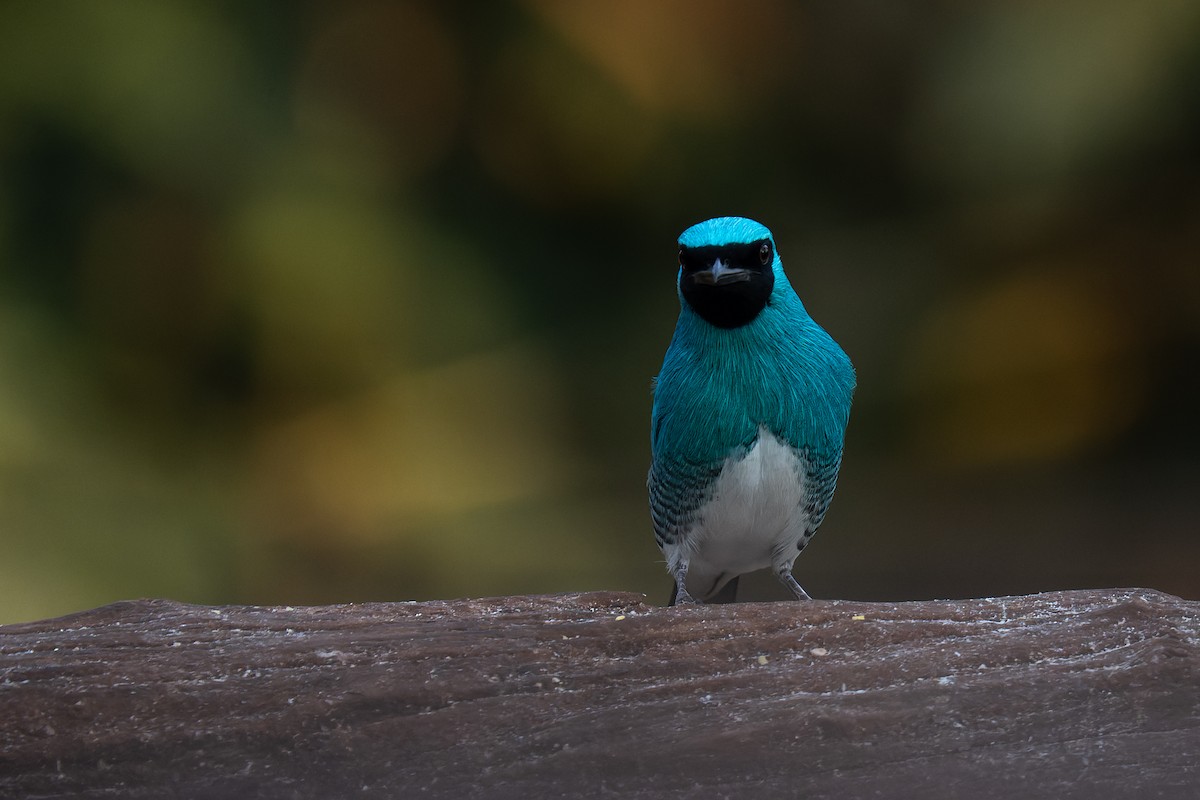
[1,1,1197,623]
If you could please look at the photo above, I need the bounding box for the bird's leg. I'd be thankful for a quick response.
[670,559,699,605]
[777,568,813,601]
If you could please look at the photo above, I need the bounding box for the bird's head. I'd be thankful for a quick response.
[676,217,781,329]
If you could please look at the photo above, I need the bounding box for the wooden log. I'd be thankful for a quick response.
[1,589,1198,799]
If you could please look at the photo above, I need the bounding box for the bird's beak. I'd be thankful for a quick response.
[691,258,752,286]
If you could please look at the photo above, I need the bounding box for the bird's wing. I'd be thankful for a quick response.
[799,448,844,541]
[647,455,723,549]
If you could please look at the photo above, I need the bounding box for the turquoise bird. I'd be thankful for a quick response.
[649,217,855,605]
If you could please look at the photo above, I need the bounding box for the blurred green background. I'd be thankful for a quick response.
[1,1,1198,624]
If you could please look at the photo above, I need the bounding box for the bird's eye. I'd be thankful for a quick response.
[759,242,771,265]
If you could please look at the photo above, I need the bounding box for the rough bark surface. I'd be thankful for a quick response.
[1,589,1198,799]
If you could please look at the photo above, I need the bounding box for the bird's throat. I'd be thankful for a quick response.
[681,272,773,328]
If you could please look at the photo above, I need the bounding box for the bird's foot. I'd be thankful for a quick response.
[672,585,700,605]
[669,561,699,606]
[778,570,813,601]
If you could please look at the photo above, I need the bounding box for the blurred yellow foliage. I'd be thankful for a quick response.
[250,344,579,542]
[904,270,1143,465]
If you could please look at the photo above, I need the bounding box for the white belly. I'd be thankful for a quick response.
[675,428,810,596]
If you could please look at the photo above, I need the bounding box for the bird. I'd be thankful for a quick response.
[648,216,855,605]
